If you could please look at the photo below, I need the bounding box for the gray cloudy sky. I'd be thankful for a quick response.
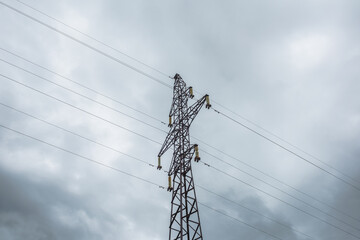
[0,0,360,239]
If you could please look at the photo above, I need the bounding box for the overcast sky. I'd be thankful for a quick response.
[0,0,360,239]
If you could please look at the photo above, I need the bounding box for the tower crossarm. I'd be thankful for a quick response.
[158,128,178,158]
[183,95,209,127]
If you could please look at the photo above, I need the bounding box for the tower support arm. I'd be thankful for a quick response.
[185,95,207,126]
[158,129,177,158]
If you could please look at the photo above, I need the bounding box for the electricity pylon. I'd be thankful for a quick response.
[158,73,211,240]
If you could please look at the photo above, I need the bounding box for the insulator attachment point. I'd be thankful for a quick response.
[157,157,162,170]
[205,94,211,109]
[167,175,173,191]
[189,86,194,99]
[168,116,173,127]
[194,144,200,162]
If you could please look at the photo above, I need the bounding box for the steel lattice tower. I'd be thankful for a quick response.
[158,73,211,240]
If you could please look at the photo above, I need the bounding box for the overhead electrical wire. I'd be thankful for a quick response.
[0,101,313,239]
[7,72,333,236]
[200,161,360,239]
[200,149,360,233]
[2,0,358,191]
[13,0,358,188]
[0,57,168,134]
[0,73,162,145]
[211,107,360,193]
[2,71,359,235]
[198,202,284,240]
[0,1,173,89]
[2,1,359,238]
[2,0,359,231]
[0,123,164,188]
[196,185,314,240]
[2,53,358,199]
[194,136,360,224]
[0,47,167,125]
[1,0,357,191]
[210,99,360,186]
[0,123,290,240]
[1,79,358,239]
[0,47,359,218]
[2,49,358,226]
[0,101,163,172]
[14,0,170,78]
[6,46,352,230]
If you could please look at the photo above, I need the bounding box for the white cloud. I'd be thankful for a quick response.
[288,32,334,70]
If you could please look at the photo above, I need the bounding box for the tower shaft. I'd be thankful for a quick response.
[158,74,211,240]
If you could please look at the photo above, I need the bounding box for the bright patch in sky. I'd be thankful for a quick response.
[288,33,333,69]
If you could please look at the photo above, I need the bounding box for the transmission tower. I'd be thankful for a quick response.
[158,73,211,240]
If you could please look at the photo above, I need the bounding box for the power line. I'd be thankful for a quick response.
[1,43,358,235]
[0,123,292,240]
[211,99,360,186]
[0,101,164,172]
[0,101,314,239]
[194,91,359,195]
[0,123,164,188]
[4,70,359,236]
[14,0,170,78]
[0,47,167,125]
[196,185,314,239]
[4,99,355,240]
[0,57,168,134]
[4,0,356,190]
[2,0,358,236]
[198,202,285,240]
[11,0,352,190]
[194,136,360,224]
[212,107,360,193]
[4,47,357,221]
[200,150,360,234]
[0,73,162,145]
[0,1,172,89]
[2,82,357,239]
[3,49,357,224]
[3,70,358,233]
[201,161,360,239]
[5,42,356,228]
[3,49,358,226]
[3,42,356,223]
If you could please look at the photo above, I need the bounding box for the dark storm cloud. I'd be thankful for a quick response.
[0,0,359,239]
[0,166,107,240]
[0,142,168,240]
[200,192,302,240]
